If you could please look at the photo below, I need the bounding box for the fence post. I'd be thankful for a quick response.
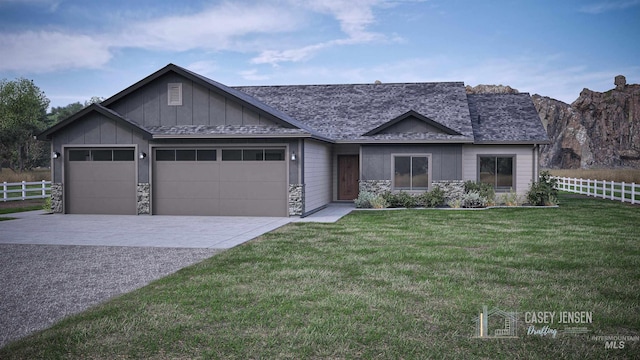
[41,180,47,197]
[633,183,636,205]
[621,182,625,203]
[2,182,6,201]
[21,181,26,200]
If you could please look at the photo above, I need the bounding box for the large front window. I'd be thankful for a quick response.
[479,155,514,190]
[393,155,430,190]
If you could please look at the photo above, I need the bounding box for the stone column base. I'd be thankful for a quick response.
[288,184,304,216]
[137,183,150,215]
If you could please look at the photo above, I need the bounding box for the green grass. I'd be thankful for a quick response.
[2,194,639,359]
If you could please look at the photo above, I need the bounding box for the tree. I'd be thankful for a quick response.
[47,102,83,125]
[0,78,50,172]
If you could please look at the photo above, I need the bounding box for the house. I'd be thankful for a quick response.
[37,64,549,216]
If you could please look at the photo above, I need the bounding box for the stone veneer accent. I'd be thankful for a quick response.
[51,183,63,213]
[359,180,392,197]
[137,183,150,215]
[288,184,304,216]
[432,180,465,201]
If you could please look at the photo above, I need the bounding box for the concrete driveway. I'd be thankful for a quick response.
[0,210,295,248]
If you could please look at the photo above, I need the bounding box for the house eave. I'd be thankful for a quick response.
[150,133,336,142]
[472,140,551,145]
[335,139,474,144]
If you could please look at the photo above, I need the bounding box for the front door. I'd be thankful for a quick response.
[338,155,359,200]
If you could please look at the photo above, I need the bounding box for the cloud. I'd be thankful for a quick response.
[186,60,219,78]
[579,0,640,14]
[119,2,300,52]
[239,69,271,81]
[251,0,388,65]
[0,31,111,73]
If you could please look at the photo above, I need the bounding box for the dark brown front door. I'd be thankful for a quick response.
[338,155,359,200]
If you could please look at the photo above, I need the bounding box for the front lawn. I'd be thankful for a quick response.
[2,194,639,359]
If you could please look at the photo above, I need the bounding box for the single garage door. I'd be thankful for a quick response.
[65,148,137,214]
[153,148,288,217]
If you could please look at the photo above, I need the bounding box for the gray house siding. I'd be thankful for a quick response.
[51,113,149,183]
[361,144,463,182]
[303,139,332,213]
[109,73,278,128]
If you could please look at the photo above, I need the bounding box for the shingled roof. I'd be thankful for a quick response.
[235,82,475,143]
[467,94,549,144]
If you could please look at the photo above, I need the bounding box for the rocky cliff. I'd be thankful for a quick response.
[467,76,640,169]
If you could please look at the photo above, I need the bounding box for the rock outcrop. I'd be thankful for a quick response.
[466,76,640,169]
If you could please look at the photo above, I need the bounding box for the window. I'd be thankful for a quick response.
[393,155,430,191]
[156,149,217,161]
[479,156,514,190]
[167,83,182,106]
[222,148,285,161]
[68,149,134,162]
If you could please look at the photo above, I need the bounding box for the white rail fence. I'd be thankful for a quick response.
[552,176,639,205]
[1,181,51,202]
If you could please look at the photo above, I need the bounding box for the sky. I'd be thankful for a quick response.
[1,0,639,109]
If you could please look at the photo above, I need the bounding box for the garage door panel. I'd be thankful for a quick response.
[156,181,220,199]
[69,180,135,198]
[65,149,136,215]
[153,147,287,216]
[156,162,220,181]
[154,198,220,216]
[245,199,287,216]
[244,182,287,200]
[219,163,250,181]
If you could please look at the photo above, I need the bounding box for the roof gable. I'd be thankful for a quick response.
[37,103,151,140]
[100,64,325,140]
[363,110,462,136]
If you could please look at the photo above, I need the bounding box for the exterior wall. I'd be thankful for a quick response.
[361,144,463,183]
[359,180,391,196]
[461,144,536,195]
[51,113,149,183]
[303,139,332,213]
[109,73,278,128]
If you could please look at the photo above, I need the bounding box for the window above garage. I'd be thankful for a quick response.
[222,149,285,161]
[68,149,134,161]
[155,149,217,161]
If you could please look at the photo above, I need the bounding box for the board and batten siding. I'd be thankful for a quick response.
[303,140,332,213]
[461,145,536,194]
[109,73,278,128]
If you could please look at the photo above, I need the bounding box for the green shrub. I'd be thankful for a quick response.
[417,186,446,207]
[383,191,417,208]
[447,198,462,208]
[369,196,388,209]
[354,191,376,208]
[42,196,52,212]
[499,188,521,206]
[464,181,495,204]
[461,191,487,208]
[526,171,558,206]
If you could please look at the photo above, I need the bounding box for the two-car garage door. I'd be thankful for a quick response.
[152,148,288,217]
